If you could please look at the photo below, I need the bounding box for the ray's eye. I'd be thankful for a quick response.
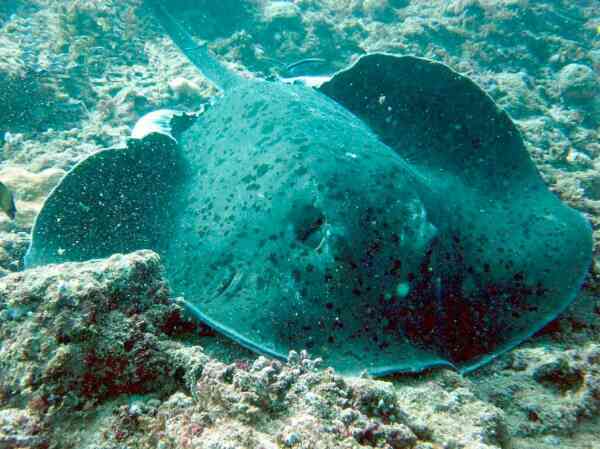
[298,215,324,242]
[294,205,326,250]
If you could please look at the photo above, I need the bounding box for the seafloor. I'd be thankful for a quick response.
[0,1,599,448]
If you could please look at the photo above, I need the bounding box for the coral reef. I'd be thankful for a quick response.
[0,0,599,448]
[0,231,29,274]
[0,250,598,448]
[0,252,181,410]
[0,251,504,449]
[558,63,599,102]
[0,408,45,449]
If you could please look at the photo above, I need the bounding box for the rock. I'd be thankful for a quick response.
[0,232,29,273]
[0,26,86,134]
[415,444,436,449]
[0,408,46,449]
[0,165,65,232]
[472,343,600,442]
[350,378,406,421]
[1,1,600,448]
[565,148,594,170]
[363,0,408,21]
[395,371,507,449]
[382,423,418,448]
[280,430,301,446]
[445,0,485,15]
[168,77,206,104]
[0,251,184,410]
[557,63,598,102]
[363,0,389,16]
[486,71,542,118]
[532,355,585,392]
[590,49,600,73]
[262,1,301,22]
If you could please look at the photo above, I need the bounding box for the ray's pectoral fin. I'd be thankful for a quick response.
[319,53,538,186]
[321,54,593,371]
[24,134,184,268]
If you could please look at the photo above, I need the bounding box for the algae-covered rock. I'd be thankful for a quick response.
[1,1,600,448]
[0,165,65,232]
[124,350,428,449]
[0,15,86,134]
[0,408,46,449]
[0,231,29,274]
[261,1,302,22]
[558,63,598,102]
[0,250,183,410]
[362,0,408,21]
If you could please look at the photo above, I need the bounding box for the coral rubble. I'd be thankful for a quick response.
[0,0,599,448]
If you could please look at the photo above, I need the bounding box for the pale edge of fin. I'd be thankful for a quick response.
[131,109,201,142]
[280,75,332,88]
[173,296,289,362]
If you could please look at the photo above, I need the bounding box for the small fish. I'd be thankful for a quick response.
[285,57,328,75]
[0,181,16,220]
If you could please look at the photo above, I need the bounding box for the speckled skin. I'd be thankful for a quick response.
[166,78,442,374]
[1,0,600,448]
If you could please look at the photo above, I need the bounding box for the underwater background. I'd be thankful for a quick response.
[0,1,599,448]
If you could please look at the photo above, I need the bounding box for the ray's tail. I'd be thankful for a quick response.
[145,0,241,91]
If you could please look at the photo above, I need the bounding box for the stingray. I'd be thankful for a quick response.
[24,2,592,376]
